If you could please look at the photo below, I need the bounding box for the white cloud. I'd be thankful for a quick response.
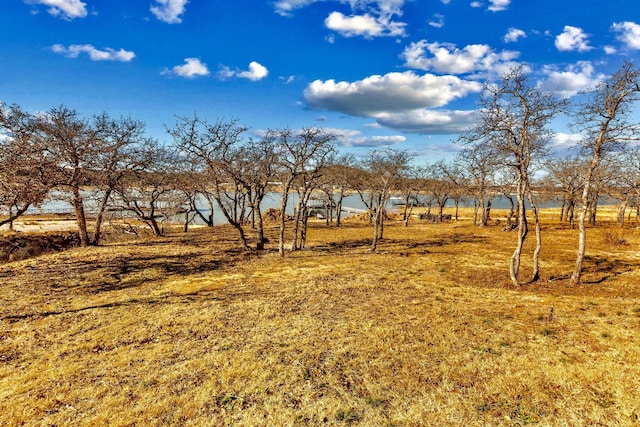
[603,45,617,55]
[239,62,269,81]
[375,109,478,134]
[470,1,483,8]
[324,11,406,38]
[51,44,135,61]
[218,61,269,81]
[537,61,604,98]
[488,0,510,12]
[611,21,640,50]
[150,0,188,24]
[555,25,592,52]
[340,134,407,147]
[552,132,583,147]
[163,58,209,78]
[321,128,407,147]
[401,40,520,76]
[428,13,445,29]
[25,0,87,20]
[504,28,526,43]
[273,0,318,16]
[275,0,407,38]
[325,12,384,38]
[304,71,482,116]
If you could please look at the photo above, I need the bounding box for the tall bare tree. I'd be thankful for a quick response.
[571,62,640,283]
[90,113,153,244]
[167,115,252,249]
[270,128,335,256]
[35,105,102,246]
[0,103,52,228]
[462,65,567,285]
[364,149,413,252]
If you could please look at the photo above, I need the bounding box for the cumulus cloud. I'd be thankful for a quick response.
[51,44,135,61]
[401,40,520,76]
[150,0,188,24]
[217,61,268,81]
[304,71,482,116]
[322,128,407,147]
[504,28,526,43]
[611,21,640,50]
[25,0,87,20]
[374,109,478,134]
[555,25,593,52]
[163,58,210,78]
[537,61,604,98]
[325,11,406,38]
[552,132,583,147]
[275,0,407,38]
[488,0,510,12]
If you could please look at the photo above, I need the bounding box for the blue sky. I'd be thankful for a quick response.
[1,0,639,160]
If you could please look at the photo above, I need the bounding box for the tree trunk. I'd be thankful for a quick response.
[91,189,112,245]
[509,178,527,286]
[617,200,627,225]
[278,180,293,257]
[72,187,90,247]
[372,207,382,252]
[472,199,480,226]
[527,189,541,283]
[572,152,600,284]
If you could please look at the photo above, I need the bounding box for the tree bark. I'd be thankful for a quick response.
[72,187,90,247]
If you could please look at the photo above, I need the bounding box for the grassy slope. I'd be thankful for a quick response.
[1,209,639,426]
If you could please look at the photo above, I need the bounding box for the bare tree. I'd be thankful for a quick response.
[462,65,567,285]
[113,144,182,236]
[0,103,52,228]
[271,128,336,256]
[543,156,585,228]
[90,114,153,245]
[167,115,252,249]
[237,136,280,250]
[34,105,102,246]
[455,144,502,226]
[364,149,413,252]
[571,61,640,283]
[316,153,357,227]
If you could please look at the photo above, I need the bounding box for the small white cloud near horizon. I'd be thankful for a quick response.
[611,21,640,50]
[504,28,526,43]
[555,25,593,52]
[162,58,210,78]
[218,61,269,81]
[51,44,135,61]
[150,0,188,24]
[25,0,87,20]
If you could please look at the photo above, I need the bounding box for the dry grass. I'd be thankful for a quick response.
[1,208,640,426]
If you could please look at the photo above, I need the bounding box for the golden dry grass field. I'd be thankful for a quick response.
[1,208,639,426]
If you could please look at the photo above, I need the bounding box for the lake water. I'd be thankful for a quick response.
[28,190,575,226]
